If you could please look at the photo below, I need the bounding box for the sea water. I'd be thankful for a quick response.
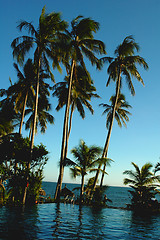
[42,182,131,208]
[1,182,160,239]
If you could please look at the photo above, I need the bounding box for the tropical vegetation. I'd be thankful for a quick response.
[0,134,48,205]
[123,162,160,211]
[65,139,111,204]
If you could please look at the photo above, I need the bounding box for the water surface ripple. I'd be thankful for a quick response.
[1,203,160,239]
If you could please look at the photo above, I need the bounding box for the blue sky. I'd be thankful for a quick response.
[1,0,160,186]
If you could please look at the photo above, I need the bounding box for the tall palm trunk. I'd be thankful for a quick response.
[54,60,75,201]
[92,68,121,190]
[29,128,32,140]
[64,103,74,159]
[22,52,41,205]
[19,91,28,134]
[30,56,41,152]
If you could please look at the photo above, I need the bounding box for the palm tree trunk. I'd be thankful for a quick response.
[92,68,122,190]
[19,91,28,135]
[54,60,75,201]
[80,174,85,204]
[100,158,107,187]
[29,128,32,140]
[64,103,74,159]
[30,60,40,152]
[22,51,41,205]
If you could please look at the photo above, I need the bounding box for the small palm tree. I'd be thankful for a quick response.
[66,140,103,203]
[123,162,160,209]
[93,93,131,188]
[100,94,131,186]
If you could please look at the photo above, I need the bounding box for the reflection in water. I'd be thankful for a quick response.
[1,203,160,239]
[89,206,105,239]
[0,205,39,240]
[52,203,61,238]
[76,205,83,239]
[129,211,159,239]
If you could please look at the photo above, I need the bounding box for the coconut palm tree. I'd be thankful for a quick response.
[53,65,100,157]
[100,35,148,156]
[11,7,67,204]
[92,36,148,190]
[54,16,106,200]
[11,6,67,154]
[6,59,35,134]
[0,99,19,137]
[123,162,160,208]
[99,93,132,187]
[66,139,103,203]
[25,97,54,138]
[0,108,14,137]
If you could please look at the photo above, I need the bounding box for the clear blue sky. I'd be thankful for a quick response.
[1,0,160,186]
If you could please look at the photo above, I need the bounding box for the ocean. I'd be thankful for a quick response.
[42,181,131,208]
[0,182,160,239]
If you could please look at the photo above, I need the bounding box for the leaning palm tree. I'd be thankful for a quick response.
[11,7,67,204]
[66,139,103,203]
[99,93,132,187]
[92,36,148,189]
[54,16,106,201]
[123,162,160,208]
[101,35,148,156]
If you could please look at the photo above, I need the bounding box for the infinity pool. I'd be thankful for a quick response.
[0,203,160,239]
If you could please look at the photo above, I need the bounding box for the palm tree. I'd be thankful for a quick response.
[11,7,67,203]
[66,139,103,203]
[154,162,160,175]
[53,65,100,157]
[92,36,148,189]
[101,35,148,155]
[123,162,160,208]
[11,6,67,152]
[0,107,14,137]
[0,99,19,137]
[7,59,35,134]
[54,16,106,200]
[25,97,54,138]
[99,93,132,187]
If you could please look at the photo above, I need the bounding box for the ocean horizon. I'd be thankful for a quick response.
[42,181,131,208]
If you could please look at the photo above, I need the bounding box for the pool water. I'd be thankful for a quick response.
[1,203,160,239]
